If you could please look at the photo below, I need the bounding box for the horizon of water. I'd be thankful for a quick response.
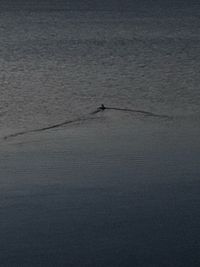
[1,9,200,138]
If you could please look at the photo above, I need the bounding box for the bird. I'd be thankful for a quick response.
[99,104,106,110]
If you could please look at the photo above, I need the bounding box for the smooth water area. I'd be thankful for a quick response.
[1,116,200,266]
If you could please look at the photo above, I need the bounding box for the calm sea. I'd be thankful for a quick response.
[0,10,200,137]
[0,8,200,267]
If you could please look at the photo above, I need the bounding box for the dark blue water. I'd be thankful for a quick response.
[1,119,200,266]
[0,6,200,266]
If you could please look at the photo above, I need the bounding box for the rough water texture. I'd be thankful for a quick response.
[0,10,200,138]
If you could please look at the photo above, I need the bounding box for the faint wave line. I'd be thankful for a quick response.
[90,106,172,119]
[105,107,172,118]
[4,118,82,140]
[4,106,172,140]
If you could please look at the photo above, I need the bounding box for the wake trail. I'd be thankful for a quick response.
[90,107,172,119]
[4,106,172,140]
[4,118,83,140]
[105,107,172,118]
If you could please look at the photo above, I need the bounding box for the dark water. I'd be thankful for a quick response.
[0,7,200,267]
[1,118,200,266]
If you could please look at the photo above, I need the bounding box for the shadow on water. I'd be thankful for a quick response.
[4,106,172,140]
